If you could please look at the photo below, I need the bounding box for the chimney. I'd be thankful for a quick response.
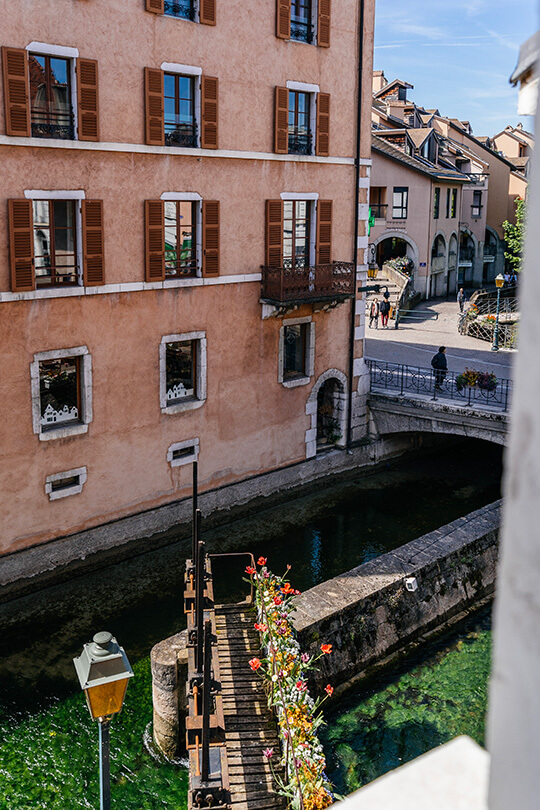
[373,70,387,94]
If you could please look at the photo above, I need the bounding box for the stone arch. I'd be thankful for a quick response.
[305,368,348,457]
[429,232,448,298]
[448,232,458,295]
[372,231,420,270]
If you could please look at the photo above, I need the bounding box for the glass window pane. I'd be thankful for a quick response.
[39,357,79,427]
[284,325,306,378]
[33,200,49,227]
[164,96,176,119]
[164,74,176,98]
[166,342,194,400]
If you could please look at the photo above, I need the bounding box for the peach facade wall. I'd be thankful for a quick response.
[0,0,375,556]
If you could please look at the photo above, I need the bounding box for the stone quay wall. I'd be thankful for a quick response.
[293,500,500,692]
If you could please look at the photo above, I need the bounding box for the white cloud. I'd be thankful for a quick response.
[392,21,446,39]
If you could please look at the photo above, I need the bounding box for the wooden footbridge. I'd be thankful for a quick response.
[184,464,285,810]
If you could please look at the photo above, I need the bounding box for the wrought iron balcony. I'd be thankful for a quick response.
[290,19,314,43]
[31,110,75,140]
[260,261,355,306]
[164,0,196,19]
[165,122,198,148]
[288,131,312,155]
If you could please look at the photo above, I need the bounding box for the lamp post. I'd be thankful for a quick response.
[492,273,505,351]
[73,632,134,810]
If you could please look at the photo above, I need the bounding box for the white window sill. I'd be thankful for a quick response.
[282,376,311,388]
[161,398,206,415]
[39,424,89,441]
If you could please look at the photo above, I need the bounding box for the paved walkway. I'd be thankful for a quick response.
[365,297,514,380]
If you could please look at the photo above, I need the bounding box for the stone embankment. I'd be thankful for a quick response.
[293,501,499,692]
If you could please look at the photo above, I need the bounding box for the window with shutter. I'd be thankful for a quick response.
[291,0,314,43]
[316,92,330,156]
[317,0,331,46]
[2,47,30,137]
[8,199,34,292]
[316,200,332,265]
[265,200,284,267]
[77,58,99,141]
[29,53,75,140]
[145,67,164,146]
[202,200,219,277]
[274,87,288,154]
[201,75,218,149]
[82,200,105,286]
[146,0,165,12]
[200,0,216,25]
[276,0,291,39]
[288,90,312,154]
[145,200,165,281]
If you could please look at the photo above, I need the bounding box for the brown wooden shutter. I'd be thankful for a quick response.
[276,0,291,39]
[146,0,164,12]
[265,200,283,267]
[82,200,105,286]
[200,0,216,25]
[8,199,34,292]
[201,76,218,149]
[317,0,331,47]
[202,200,220,277]
[145,200,165,282]
[145,67,164,146]
[2,47,30,137]
[316,92,330,156]
[77,58,99,141]
[316,200,332,265]
[274,87,288,154]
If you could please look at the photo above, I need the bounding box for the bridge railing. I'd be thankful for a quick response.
[367,359,512,412]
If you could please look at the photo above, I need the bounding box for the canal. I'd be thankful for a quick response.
[0,439,502,808]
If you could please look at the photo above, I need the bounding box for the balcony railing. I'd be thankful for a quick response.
[261,261,355,306]
[288,131,312,155]
[370,204,388,219]
[164,0,196,19]
[290,19,314,43]
[31,110,75,140]
[165,122,198,148]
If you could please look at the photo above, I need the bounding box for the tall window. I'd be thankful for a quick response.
[291,0,313,43]
[450,188,457,218]
[164,0,195,20]
[29,54,74,140]
[392,187,408,219]
[39,357,80,430]
[164,73,197,147]
[33,200,78,286]
[283,200,311,268]
[165,341,196,402]
[288,90,311,155]
[433,187,440,219]
[283,323,307,379]
[471,190,482,219]
[164,201,198,276]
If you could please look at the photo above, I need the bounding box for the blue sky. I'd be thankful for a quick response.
[374,0,539,136]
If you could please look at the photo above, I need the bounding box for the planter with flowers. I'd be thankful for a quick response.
[245,558,337,810]
[455,368,498,392]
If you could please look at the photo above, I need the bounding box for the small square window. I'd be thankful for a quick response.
[31,346,92,440]
[167,438,200,467]
[45,466,87,500]
[278,318,315,387]
[160,332,207,413]
[166,341,196,402]
[392,187,408,219]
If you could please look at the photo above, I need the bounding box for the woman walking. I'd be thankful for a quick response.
[369,299,380,329]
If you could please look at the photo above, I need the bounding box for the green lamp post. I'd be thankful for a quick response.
[73,632,134,810]
[491,273,505,351]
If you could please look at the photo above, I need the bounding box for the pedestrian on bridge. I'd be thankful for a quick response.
[369,299,380,329]
[431,346,448,390]
[380,298,391,328]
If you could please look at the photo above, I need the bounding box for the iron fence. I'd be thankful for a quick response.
[367,359,511,412]
[261,260,355,305]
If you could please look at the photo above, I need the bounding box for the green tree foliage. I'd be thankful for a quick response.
[502,196,526,273]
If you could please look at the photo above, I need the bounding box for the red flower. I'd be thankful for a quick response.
[245,566,256,575]
[254,623,267,632]
[249,658,262,671]
[281,582,293,594]
[274,596,283,606]
[294,589,301,595]
[325,684,334,697]
[257,556,267,566]
[296,680,307,691]
[321,644,332,655]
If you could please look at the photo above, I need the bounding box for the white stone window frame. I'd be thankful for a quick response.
[167,437,200,467]
[280,193,318,267]
[26,43,80,141]
[25,189,86,287]
[31,345,93,441]
[161,62,202,149]
[161,192,203,277]
[286,81,319,153]
[278,315,315,388]
[160,331,207,414]
[45,466,87,501]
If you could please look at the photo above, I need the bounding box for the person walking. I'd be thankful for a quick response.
[431,346,448,390]
[369,298,380,329]
[380,298,391,328]
[457,288,466,313]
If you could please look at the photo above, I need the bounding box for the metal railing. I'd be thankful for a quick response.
[288,131,312,155]
[290,19,314,43]
[164,0,196,19]
[367,359,511,412]
[261,260,355,305]
[165,122,198,148]
[31,110,75,140]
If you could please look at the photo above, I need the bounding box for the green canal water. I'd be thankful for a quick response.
[0,441,501,808]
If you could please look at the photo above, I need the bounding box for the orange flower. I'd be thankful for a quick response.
[281,582,293,594]
[257,556,267,566]
[254,622,267,632]
[245,565,256,575]
[325,684,333,696]
[274,596,283,605]
[320,644,332,654]
[249,657,261,671]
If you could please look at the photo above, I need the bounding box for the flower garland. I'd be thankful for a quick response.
[245,558,335,810]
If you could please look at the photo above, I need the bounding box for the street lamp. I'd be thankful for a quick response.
[73,632,134,810]
[492,273,505,351]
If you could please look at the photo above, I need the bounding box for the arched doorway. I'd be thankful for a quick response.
[376,236,408,266]
[429,234,447,297]
[447,234,458,295]
[459,232,476,287]
[316,378,345,450]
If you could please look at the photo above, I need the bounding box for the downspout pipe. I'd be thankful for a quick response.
[346,0,365,451]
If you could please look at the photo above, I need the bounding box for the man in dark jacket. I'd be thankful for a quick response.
[431,346,447,389]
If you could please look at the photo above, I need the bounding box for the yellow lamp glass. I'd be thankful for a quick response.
[85,677,129,720]
[495,274,505,288]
